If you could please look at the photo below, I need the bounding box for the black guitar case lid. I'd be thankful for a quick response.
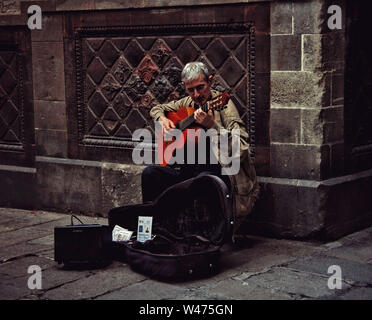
[108,174,233,280]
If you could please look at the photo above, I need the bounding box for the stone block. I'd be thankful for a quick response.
[330,143,344,177]
[184,5,214,24]
[35,129,67,158]
[270,108,301,144]
[56,0,94,11]
[271,71,331,109]
[101,163,145,216]
[321,106,344,143]
[246,177,324,238]
[255,34,270,73]
[253,145,270,176]
[321,31,345,70]
[271,1,293,35]
[0,0,20,15]
[130,7,185,26]
[320,169,372,239]
[331,71,344,106]
[270,143,329,180]
[254,107,270,145]
[31,14,62,42]
[20,0,56,14]
[302,34,322,71]
[293,0,324,34]
[301,106,343,146]
[34,100,67,130]
[0,168,36,209]
[303,32,345,72]
[271,35,301,71]
[35,159,103,215]
[32,42,65,101]
[301,109,323,145]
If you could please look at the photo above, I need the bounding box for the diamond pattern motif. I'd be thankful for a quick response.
[0,51,21,145]
[81,31,250,141]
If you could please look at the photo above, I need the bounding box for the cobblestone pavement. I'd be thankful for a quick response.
[0,207,372,300]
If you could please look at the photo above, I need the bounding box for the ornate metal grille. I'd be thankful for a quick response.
[74,22,256,157]
[0,49,24,151]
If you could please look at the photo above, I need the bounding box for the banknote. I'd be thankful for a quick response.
[112,225,133,242]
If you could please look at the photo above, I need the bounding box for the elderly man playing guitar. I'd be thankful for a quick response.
[142,61,259,233]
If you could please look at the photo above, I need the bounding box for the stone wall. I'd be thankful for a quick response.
[1,0,372,240]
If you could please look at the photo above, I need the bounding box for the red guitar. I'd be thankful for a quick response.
[157,92,230,166]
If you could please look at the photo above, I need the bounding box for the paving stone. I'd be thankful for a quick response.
[0,266,94,300]
[200,278,295,300]
[0,216,75,249]
[178,236,321,290]
[0,242,51,263]
[36,249,55,261]
[96,279,189,300]
[42,264,145,300]
[325,242,372,265]
[324,228,372,264]
[240,266,351,299]
[27,235,54,246]
[284,254,372,286]
[0,255,55,278]
[0,279,35,300]
[0,208,63,222]
[1,207,372,301]
[337,287,372,300]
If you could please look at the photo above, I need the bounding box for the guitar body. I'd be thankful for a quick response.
[158,106,202,167]
[157,92,230,167]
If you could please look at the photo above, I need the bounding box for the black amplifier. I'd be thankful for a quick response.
[54,221,112,267]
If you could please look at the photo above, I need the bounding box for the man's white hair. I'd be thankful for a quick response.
[181,62,210,83]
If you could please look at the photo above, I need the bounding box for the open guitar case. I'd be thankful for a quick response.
[108,174,233,281]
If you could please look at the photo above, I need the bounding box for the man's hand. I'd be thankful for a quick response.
[159,116,176,133]
[194,109,215,128]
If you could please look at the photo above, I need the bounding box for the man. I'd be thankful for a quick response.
[142,61,259,233]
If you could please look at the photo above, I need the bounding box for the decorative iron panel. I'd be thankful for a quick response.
[74,22,256,157]
[0,48,24,152]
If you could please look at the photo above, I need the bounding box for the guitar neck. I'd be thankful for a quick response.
[178,101,210,131]
[178,114,196,131]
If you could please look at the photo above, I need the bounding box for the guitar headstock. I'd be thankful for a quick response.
[209,92,231,111]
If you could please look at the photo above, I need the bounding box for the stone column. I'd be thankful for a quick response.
[244,0,361,239]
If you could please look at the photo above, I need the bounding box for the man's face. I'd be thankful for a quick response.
[183,73,212,106]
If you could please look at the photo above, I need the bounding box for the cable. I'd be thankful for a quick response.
[70,215,84,226]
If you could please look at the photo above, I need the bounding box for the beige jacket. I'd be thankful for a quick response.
[150,90,259,233]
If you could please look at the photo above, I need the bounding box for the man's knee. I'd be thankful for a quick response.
[142,165,158,180]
